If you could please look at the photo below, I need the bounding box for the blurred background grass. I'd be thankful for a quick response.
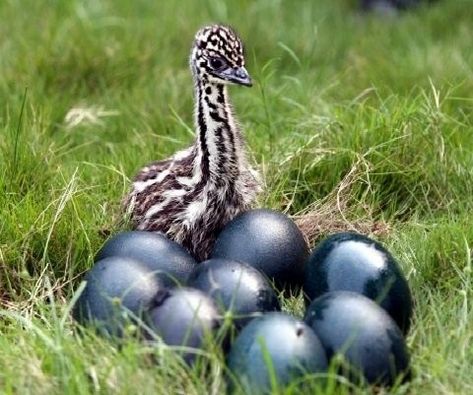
[1,0,473,393]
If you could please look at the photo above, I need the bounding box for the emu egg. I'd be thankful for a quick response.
[187,258,280,328]
[73,256,165,336]
[146,287,220,363]
[305,291,410,385]
[227,312,328,393]
[211,209,308,288]
[95,231,197,286]
[304,232,413,334]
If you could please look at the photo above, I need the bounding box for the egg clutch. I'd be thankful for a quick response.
[72,208,413,391]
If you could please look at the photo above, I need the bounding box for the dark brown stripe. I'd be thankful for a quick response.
[197,85,210,179]
[218,87,238,177]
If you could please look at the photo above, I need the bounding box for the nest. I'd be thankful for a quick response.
[294,207,390,248]
[291,161,390,247]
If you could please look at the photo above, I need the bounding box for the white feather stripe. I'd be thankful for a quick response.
[162,188,188,198]
[133,166,172,193]
[173,147,194,160]
[184,197,208,224]
[144,198,172,219]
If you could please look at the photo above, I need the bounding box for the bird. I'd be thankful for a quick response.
[124,24,261,261]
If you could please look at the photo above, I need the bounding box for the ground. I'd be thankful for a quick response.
[1,0,472,394]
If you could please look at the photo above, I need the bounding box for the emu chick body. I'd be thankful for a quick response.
[124,25,261,260]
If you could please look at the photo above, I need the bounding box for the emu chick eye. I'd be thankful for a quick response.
[209,58,224,70]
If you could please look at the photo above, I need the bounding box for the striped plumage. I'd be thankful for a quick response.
[124,25,261,261]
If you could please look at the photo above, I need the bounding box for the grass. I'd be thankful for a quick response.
[1,0,473,393]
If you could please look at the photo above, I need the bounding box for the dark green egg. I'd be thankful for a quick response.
[304,291,410,386]
[304,232,413,334]
[211,209,309,289]
[95,231,197,286]
[73,256,166,336]
[187,258,280,328]
[227,312,328,393]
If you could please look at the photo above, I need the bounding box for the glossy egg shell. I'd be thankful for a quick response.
[226,312,328,393]
[187,258,280,328]
[145,287,221,364]
[304,232,413,334]
[73,256,166,336]
[211,209,308,289]
[304,291,410,385]
[95,231,197,286]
